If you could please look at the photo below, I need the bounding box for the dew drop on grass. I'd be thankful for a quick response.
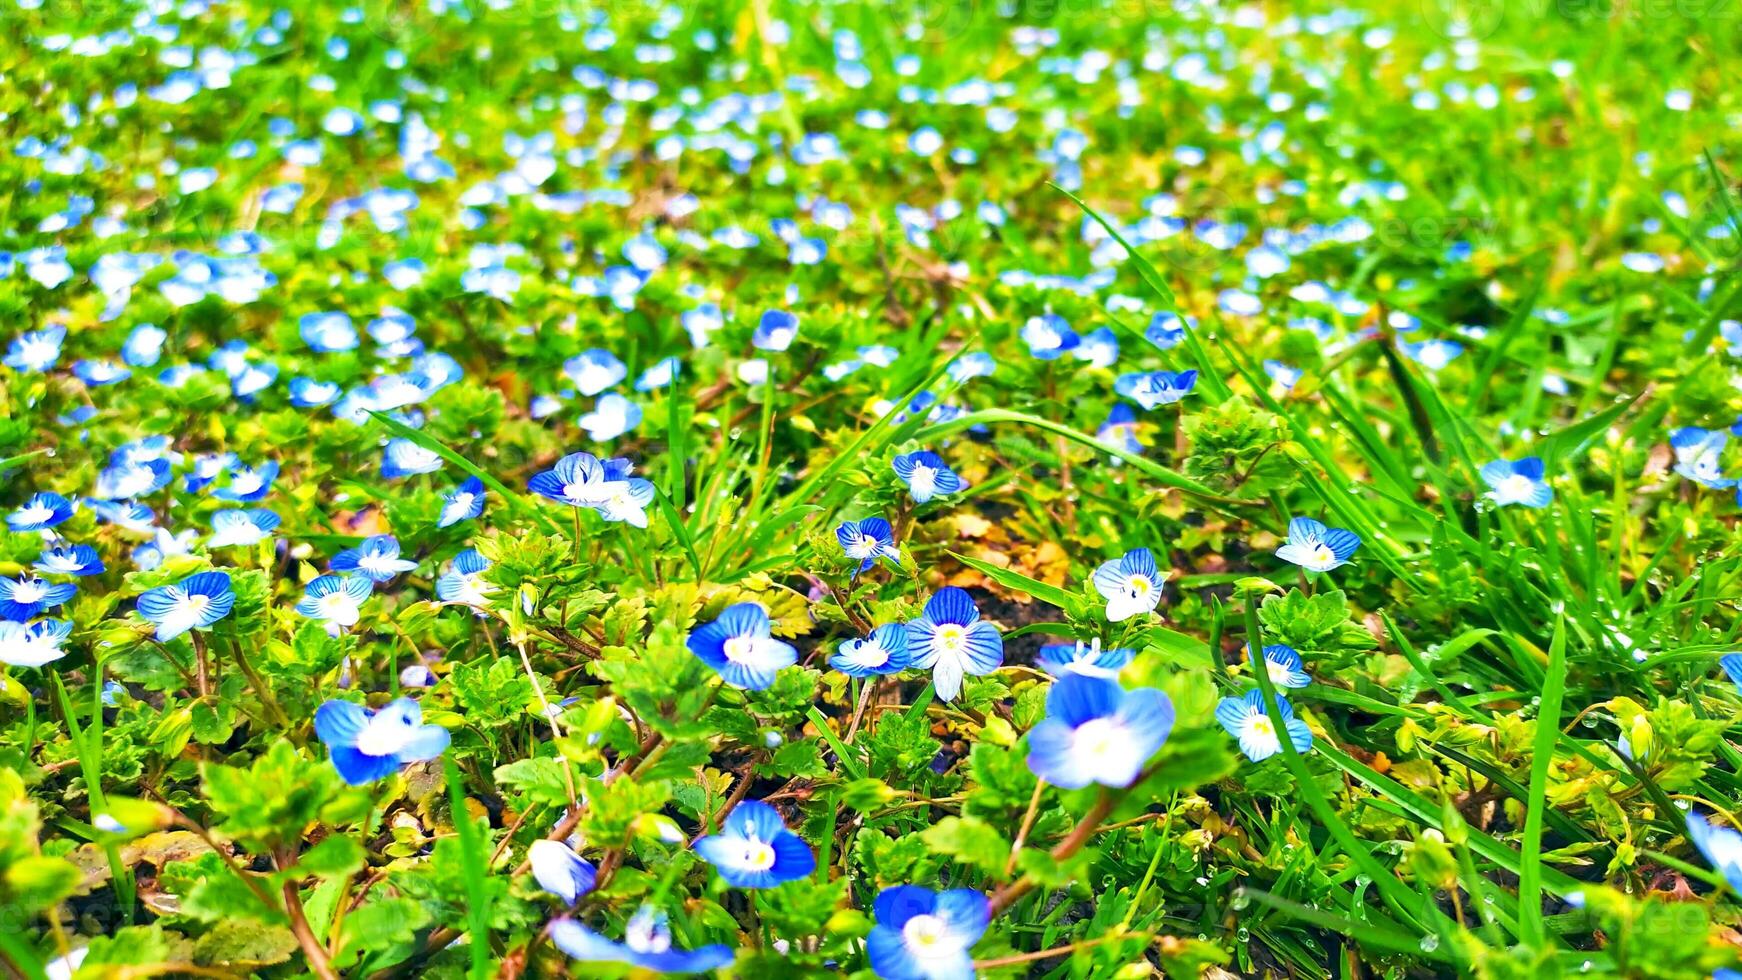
[1419,935,1439,952]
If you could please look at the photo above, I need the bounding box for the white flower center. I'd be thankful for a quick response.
[723,635,755,663]
[902,914,954,956]
[935,624,966,654]
[739,837,776,870]
[12,580,47,603]
[17,504,52,524]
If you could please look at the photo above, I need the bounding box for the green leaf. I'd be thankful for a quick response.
[920,816,1011,874]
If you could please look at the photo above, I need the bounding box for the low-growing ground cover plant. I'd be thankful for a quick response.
[4,0,1742,977]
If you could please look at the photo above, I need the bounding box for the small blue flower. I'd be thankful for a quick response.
[296,575,374,629]
[1275,517,1360,572]
[1146,312,1194,349]
[136,571,234,641]
[34,544,103,577]
[300,312,360,353]
[1686,811,1742,892]
[1114,370,1197,409]
[314,697,450,785]
[1096,403,1142,456]
[549,907,732,974]
[907,587,1002,702]
[892,450,963,505]
[1027,673,1175,788]
[688,603,798,691]
[331,535,417,583]
[1072,327,1119,368]
[752,309,800,352]
[1721,653,1742,693]
[5,325,66,373]
[1035,639,1133,678]
[207,509,280,549]
[1091,547,1167,623]
[836,517,901,574]
[830,623,913,678]
[634,357,681,392]
[1216,689,1313,762]
[96,458,172,499]
[0,575,77,622]
[439,476,487,528]
[381,439,444,479]
[564,349,627,395]
[528,839,597,906]
[122,324,167,366]
[867,886,989,980]
[1670,427,1731,488]
[1021,313,1079,360]
[289,377,341,407]
[0,619,73,668]
[437,549,495,606]
[693,799,815,888]
[580,393,642,441]
[73,359,130,386]
[210,461,278,502]
[1254,644,1311,689]
[1400,338,1463,370]
[1480,457,1552,509]
[89,499,155,532]
[8,493,74,532]
[528,452,656,527]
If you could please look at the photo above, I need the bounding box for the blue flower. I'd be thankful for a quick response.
[1091,547,1166,622]
[581,393,642,441]
[563,349,627,395]
[1480,457,1551,508]
[687,603,798,691]
[331,535,418,583]
[1401,339,1463,370]
[837,517,901,574]
[96,458,172,498]
[290,377,341,407]
[528,839,597,905]
[1114,370,1197,409]
[314,697,450,785]
[635,357,681,392]
[123,324,167,366]
[527,452,656,527]
[0,575,76,622]
[0,619,73,668]
[907,587,1002,702]
[437,549,496,606]
[830,623,913,678]
[892,450,963,505]
[1096,404,1142,455]
[136,571,234,641]
[1721,653,1742,693]
[752,309,800,352]
[381,439,444,478]
[1686,811,1742,892]
[300,312,360,352]
[693,799,815,888]
[866,886,989,980]
[296,575,374,629]
[5,325,66,373]
[210,461,278,502]
[1072,327,1119,368]
[439,476,487,528]
[73,360,130,386]
[1027,673,1174,788]
[549,907,733,974]
[1035,639,1133,678]
[1216,689,1313,761]
[34,545,103,577]
[1671,427,1733,488]
[207,509,280,549]
[1275,517,1360,572]
[1021,313,1079,360]
[8,493,74,532]
[89,499,155,532]
[1146,312,1194,349]
[1254,644,1311,689]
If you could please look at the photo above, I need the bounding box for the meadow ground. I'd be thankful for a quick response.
[3,0,1742,977]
